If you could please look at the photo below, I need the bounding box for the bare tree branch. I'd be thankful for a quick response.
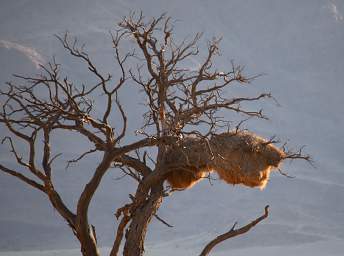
[0,164,45,192]
[110,212,131,256]
[199,205,270,256]
[154,213,173,228]
[66,148,98,170]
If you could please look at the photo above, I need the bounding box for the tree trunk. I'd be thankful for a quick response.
[78,225,100,256]
[75,153,114,256]
[123,183,164,256]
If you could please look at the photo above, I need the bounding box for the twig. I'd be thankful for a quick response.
[277,168,295,179]
[154,213,173,228]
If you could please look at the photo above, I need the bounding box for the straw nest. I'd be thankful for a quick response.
[164,131,285,190]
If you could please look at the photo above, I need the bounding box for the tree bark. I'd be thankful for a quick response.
[123,182,164,256]
[75,153,115,256]
[78,225,100,256]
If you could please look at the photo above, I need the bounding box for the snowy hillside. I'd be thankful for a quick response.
[0,0,344,255]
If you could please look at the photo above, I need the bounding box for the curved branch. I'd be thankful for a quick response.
[0,164,45,192]
[116,154,152,177]
[199,205,269,256]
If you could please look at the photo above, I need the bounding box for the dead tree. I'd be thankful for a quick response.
[0,13,309,256]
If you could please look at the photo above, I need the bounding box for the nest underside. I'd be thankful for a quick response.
[165,131,285,190]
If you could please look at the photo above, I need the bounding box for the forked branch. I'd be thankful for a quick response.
[199,205,269,256]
